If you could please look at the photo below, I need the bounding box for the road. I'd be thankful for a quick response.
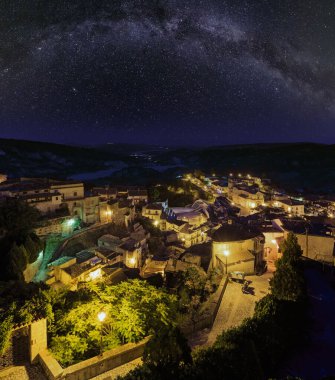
[189,272,272,348]
[207,272,272,345]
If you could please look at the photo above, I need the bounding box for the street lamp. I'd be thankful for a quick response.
[98,311,106,356]
[128,257,136,267]
[223,250,229,275]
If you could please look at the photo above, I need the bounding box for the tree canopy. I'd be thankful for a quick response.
[0,198,43,281]
[49,279,178,366]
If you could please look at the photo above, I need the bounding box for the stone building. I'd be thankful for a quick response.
[273,219,334,264]
[212,224,264,274]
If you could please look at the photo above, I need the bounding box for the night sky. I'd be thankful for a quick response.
[1,0,335,146]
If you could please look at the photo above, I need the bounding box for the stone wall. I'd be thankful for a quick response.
[30,319,48,363]
[39,337,150,380]
[180,275,229,335]
[0,318,47,370]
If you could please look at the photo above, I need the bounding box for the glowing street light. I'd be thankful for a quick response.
[153,220,159,227]
[98,311,106,322]
[67,218,75,227]
[223,250,229,275]
[128,257,136,267]
[98,311,106,356]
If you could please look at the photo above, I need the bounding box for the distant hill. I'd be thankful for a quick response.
[0,139,334,193]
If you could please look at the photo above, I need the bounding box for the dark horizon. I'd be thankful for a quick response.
[1,136,334,150]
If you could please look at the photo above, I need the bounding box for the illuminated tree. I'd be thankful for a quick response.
[49,280,178,365]
[280,232,303,265]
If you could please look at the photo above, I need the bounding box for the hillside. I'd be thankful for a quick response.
[0,139,334,193]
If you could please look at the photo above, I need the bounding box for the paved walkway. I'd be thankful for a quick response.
[189,272,272,348]
[0,364,46,380]
[207,273,272,345]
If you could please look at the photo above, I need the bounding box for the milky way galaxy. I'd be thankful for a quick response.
[0,0,334,145]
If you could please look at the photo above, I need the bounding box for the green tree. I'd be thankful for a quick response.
[0,198,43,281]
[50,280,178,365]
[24,234,44,263]
[270,260,305,301]
[143,327,192,376]
[270,233,305,302]
[0,314,14,355]
[6,243,28,280]
[182,266,208,301]
[280,232,303,265]
[50,334,88,367]
[0,198,40,238]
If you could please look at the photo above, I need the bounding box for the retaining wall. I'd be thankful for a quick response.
[39,337,149,380]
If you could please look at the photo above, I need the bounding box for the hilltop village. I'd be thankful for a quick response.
[0,170,334,379]
[0,171,334,289]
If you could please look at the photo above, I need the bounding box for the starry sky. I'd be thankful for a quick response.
[0,0,335,146]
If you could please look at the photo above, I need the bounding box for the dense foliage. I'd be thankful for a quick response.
[148,180,211,207]
[48,280,177,366]
[0,198,44,280]
[0,279,178,367]
[270,232,305,301]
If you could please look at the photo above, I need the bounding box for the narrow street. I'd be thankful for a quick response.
[189,272,272,348]
[206,272,272,345]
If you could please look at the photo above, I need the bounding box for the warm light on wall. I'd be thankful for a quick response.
[128,257,136,266]
[89,268,102,280]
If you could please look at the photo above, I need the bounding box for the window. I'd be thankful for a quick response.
[55,197,58,201]
[74,192,77,196]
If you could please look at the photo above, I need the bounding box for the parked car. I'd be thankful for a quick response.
[229,271,245,283]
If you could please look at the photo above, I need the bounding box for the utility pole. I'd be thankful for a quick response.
[305,226,309,259]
